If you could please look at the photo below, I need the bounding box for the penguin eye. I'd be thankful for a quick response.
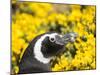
[49,37,55,42]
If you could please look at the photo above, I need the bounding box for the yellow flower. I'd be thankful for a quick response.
[14,66,19,74]
[91,60,96,69]
[12,2,96,72]
[12,56,16,62]
[12,0,16,4]
[52,64,62,71]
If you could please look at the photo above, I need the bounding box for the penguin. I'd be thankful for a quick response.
[18,32,77,74]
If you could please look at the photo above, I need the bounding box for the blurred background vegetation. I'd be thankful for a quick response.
[12,0,96,74]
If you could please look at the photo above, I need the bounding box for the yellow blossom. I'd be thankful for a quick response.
[11,2,96,73]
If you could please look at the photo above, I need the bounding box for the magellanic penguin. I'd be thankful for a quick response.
[18,32,78,74]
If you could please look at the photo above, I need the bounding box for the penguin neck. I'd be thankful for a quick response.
[34,46,52,64]
[33,34,53,64]
[34,53,52,64]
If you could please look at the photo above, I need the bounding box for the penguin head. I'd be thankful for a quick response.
[33,32,78,64]
[41,33,65,58]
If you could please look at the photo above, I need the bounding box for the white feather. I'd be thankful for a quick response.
[33,33,58,64]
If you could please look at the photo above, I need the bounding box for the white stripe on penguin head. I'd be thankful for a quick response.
[33,33,58,64]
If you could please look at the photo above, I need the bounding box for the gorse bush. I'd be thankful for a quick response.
[12,2,96,73]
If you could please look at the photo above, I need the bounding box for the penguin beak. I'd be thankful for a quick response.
[62,32,78,43]
[55,32,78,45]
